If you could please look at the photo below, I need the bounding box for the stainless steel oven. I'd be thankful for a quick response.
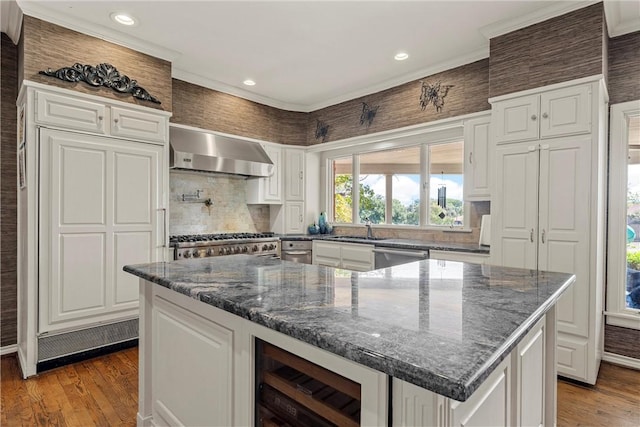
[280,240,312,264]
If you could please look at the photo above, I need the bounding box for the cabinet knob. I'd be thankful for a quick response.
[98,115,103,121]
[114,118,119,124]
[542,112,548,119]
[531,114,537,121]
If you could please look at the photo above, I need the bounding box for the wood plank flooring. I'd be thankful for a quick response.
[1,348,639,426]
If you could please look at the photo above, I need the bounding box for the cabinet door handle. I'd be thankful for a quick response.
[541,229,546,244]
[530,228,534,243]
[299,171,303,180]
[160,208,167,248]
[469,152,473,164]
[531,114,537,121]
[299,214,303,223]
[542,112,548,119]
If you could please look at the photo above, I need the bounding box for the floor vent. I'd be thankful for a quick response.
[38,318,138,362]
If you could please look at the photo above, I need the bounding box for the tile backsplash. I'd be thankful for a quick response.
[169,171,270,235]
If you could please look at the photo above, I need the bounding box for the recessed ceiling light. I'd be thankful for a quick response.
[110,12,137,26]
[243,79,256,86]
[394,52,409,61]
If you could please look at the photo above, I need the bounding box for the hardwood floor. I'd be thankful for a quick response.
[1,348,138,427]
[557,362,640,427]
[1,348,639,426]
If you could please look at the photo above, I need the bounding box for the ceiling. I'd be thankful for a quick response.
[5,1,640,112]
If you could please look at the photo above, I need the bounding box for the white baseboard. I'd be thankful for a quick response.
[602,351,640,370]
[0,344,17,356]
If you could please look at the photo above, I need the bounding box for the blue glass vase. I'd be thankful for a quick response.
[319,212,328,234]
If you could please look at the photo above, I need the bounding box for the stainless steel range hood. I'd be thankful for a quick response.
[169,126,274,178]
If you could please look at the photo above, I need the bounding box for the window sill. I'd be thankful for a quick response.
[329,223,472,233]
[604,311,640,330]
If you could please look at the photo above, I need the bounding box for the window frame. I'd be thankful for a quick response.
[606,99,640,330]
[322,127,469,230]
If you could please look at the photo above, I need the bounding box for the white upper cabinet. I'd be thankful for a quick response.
[493,85,590,144]
[36,91,107,134]
[247,144,283,204]
[110,106,168,143]
[464,115,492,201]
[284,201,305,234]
[284,148,305,201]
[34,89,168,144]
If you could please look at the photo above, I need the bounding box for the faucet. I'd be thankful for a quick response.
[365,218,374,239]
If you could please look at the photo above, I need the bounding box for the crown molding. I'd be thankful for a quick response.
[171,67,309,112]
[480,0,598,39]
[604,0,640,37]
[303,48,489,113]
[1,0,23,44]
[16,0,181,62]
[175,48,488,113]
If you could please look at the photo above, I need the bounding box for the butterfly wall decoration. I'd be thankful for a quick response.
[419,80,454,112]
[315,119,329,142]
[359,102,379,127]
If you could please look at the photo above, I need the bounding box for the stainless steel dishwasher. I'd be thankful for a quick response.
[372,247,429,268]
[280,240,312,264]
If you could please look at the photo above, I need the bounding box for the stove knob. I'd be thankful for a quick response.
[242,246,248,253]
[262,244,269,251]
[206,248,215,256]
[192,250,200,258]
[224,248,231,255]
[234,247,241,254]
[183,251,191,258]
[218,248,225,255]
[268,244,276,250]
[252,245,259,252]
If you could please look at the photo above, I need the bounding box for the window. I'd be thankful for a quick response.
[607,100,640,330]
[328,139,465,228]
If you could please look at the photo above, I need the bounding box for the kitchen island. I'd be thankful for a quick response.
[124,255,573,427]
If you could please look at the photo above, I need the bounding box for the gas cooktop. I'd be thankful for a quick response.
[169,232,279,260]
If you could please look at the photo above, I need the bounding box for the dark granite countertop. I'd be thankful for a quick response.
[124,256,572,401]
[278,234,490,254]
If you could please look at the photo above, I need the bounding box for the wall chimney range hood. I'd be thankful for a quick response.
[169,125,274,178]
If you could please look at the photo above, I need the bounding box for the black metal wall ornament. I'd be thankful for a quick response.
[315,119,329,142]
[419,80,453,112]
[39,63,161,104]
[359,102,379,127]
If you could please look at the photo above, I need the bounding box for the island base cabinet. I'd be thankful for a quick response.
[392,313,555,427]
[138,281,387,427]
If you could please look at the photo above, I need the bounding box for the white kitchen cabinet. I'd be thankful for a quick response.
[35,88,168,144]
[312,241,374,271]
[489,77,607,384]
[284,148,305,201]
[36,90,107,134]
[110,106,168,143]
[515,316,546,427]
[284,202,305,234]
[493,84,591,144]
[463,115,492,201]
[38,128,165,333]
[449,357,511,427]
[247,144,282,204]
[429,250,489,264]
[17,81,170,377]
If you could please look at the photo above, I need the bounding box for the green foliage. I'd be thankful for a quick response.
[627,250,640,270]
[334,174,464,226]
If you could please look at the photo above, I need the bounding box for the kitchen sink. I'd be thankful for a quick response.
[327,235,387,241]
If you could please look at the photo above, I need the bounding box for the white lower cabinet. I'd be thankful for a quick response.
[392,314,552,427]
[140,284,387,427]
[284,201,305,234]
[312,241,374,271]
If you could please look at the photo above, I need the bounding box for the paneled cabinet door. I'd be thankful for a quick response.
[38,128,163,333]
[539,85,591,139]
[493,94,540,144]
[110,106,168,143]
[35,91,107,134]
[491,143,539,270]
[537,137,591,340]
[464,116,491,200]
[284,148,305,201]
[284,202,305,234]
[515,317,546,427]
[263,145,282,202]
